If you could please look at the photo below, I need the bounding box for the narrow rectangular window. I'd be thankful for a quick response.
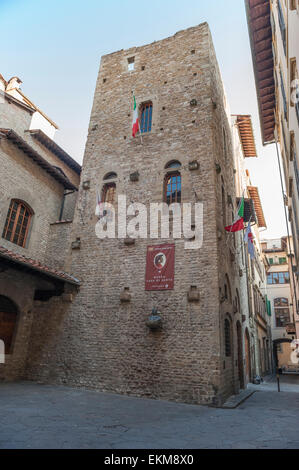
[127,57,135,71]
[140,102,153,134]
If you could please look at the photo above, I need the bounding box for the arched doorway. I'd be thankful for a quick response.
[245,328,252,383]
[0,296,18,354]
[237,321,244,389]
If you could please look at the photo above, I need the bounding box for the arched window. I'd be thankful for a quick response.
[224,318,231,357]
[2,200,33,248]
[102,182,116,205]
[139,101,153,134]
[0,295,18,354]
[164,172,181,205]
[274,297,290,327]
[165,160,181,169]
[103,172,117,181]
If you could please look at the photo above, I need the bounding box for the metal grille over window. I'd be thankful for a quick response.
[140,102,153,134]
[2,200,32,248]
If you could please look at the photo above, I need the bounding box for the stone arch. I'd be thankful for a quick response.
[164,160,181,169]
[103,172,117,181]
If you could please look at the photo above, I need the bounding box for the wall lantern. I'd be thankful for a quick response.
[146,308,162,330]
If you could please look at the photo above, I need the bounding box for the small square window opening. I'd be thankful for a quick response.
[128,57,135,71]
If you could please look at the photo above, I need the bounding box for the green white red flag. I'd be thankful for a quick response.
[225,196,244,233]
[132,95,139,137]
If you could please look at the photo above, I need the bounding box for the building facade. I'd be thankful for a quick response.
[262,236,299,370]
[0,23,274,405]
[0,74,81,381]
[22,23,251,406]
[232,115,272,380]
[246,0,299,339]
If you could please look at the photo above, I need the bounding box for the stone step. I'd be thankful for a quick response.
[221,389,255,409]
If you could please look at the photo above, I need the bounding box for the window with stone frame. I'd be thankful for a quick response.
[274,297,290,327]
[2,199,33,248]
[127,57,135,72]
[164,171,181,205]
[102,182,116,205]
[139,102,153,134]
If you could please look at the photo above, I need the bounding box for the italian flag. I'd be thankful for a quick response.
[132,95,139,137]
[225,197,244,233]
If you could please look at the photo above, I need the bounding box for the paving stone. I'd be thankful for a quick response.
[0,379,299,449]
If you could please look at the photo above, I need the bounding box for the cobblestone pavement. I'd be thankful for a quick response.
[0,377,299,449]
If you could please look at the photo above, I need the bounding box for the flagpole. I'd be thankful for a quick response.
[225,190,245,247]
[132,91,143,145]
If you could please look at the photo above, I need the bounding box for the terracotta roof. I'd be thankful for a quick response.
[0,245,80,285]
[245,0,276,144]
[235,115,257,157]
[28,129,81,175]
[247,186,267,228]
[0,129,77,190]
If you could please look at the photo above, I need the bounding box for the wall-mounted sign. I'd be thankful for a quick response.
[145,244,175,291]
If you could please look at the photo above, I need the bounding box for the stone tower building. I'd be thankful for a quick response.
[25,23,243,405]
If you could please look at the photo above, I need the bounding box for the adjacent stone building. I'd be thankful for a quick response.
[0,74,81,381]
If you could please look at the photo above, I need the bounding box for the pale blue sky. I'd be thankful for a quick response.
[0,0,287,238]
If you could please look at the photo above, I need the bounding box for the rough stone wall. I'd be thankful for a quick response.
[0,138,65,262]
[26,24,240,405]
[44,221,73,271]
[208,36,242,399]
[0,98,32,135]
[0,268,55,381]
[23,134,80,188]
